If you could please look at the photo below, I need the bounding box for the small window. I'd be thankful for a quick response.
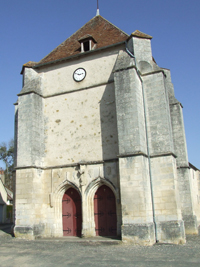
[78,35,97,53]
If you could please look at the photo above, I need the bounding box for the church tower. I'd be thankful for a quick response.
[14,15,199,244]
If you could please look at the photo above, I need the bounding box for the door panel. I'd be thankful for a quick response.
[62,188,82,237]
[94,185,117,236]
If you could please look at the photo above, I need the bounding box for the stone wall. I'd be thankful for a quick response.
[43,83,118,166]
[14,162,120,239]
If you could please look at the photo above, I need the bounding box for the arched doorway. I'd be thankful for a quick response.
[94,185,117,236]
[62,188,82,237]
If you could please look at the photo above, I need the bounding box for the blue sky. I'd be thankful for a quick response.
[0,0,199,169]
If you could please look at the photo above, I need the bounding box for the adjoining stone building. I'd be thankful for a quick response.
[14,15,200,245]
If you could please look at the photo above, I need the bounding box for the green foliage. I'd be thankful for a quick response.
[0,139,14,173]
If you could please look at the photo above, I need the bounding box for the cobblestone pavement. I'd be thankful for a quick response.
[0,234,200,267]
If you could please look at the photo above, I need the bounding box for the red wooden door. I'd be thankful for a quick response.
[62,188,82,237]
[94,185,117,236]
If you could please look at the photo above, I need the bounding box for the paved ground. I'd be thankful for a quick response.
[0,225,200,267]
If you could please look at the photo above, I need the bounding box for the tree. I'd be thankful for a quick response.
[0,139,14,189]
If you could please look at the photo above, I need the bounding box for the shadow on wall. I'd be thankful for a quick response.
[99,75,119,162]
[99,75,122,236]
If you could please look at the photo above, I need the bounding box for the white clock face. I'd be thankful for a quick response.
[73,68,86,82]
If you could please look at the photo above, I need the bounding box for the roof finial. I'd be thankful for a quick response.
[96,0,100,16]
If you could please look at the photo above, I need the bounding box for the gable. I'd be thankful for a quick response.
[36,15,128,66]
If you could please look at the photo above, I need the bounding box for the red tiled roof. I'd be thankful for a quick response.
[36,15,129,66]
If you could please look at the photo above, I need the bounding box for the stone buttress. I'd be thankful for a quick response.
[114,32,186,244]
[14,68,46,239]
[165,69,198,234]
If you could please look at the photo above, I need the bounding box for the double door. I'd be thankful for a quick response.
[62,185,117,237]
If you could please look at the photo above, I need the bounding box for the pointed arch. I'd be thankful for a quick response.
[85,176,117,199]
[54,179,81,197]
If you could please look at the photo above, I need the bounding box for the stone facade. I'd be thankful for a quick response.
[14,15,200,245]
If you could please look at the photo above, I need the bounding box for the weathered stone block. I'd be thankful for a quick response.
[156,220,186,244]
[182,215,198,235]
[122,222,155,246]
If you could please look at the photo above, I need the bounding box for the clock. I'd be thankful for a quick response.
[73,68,86,82]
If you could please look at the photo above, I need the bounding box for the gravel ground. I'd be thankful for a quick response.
[0,234,200,267]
